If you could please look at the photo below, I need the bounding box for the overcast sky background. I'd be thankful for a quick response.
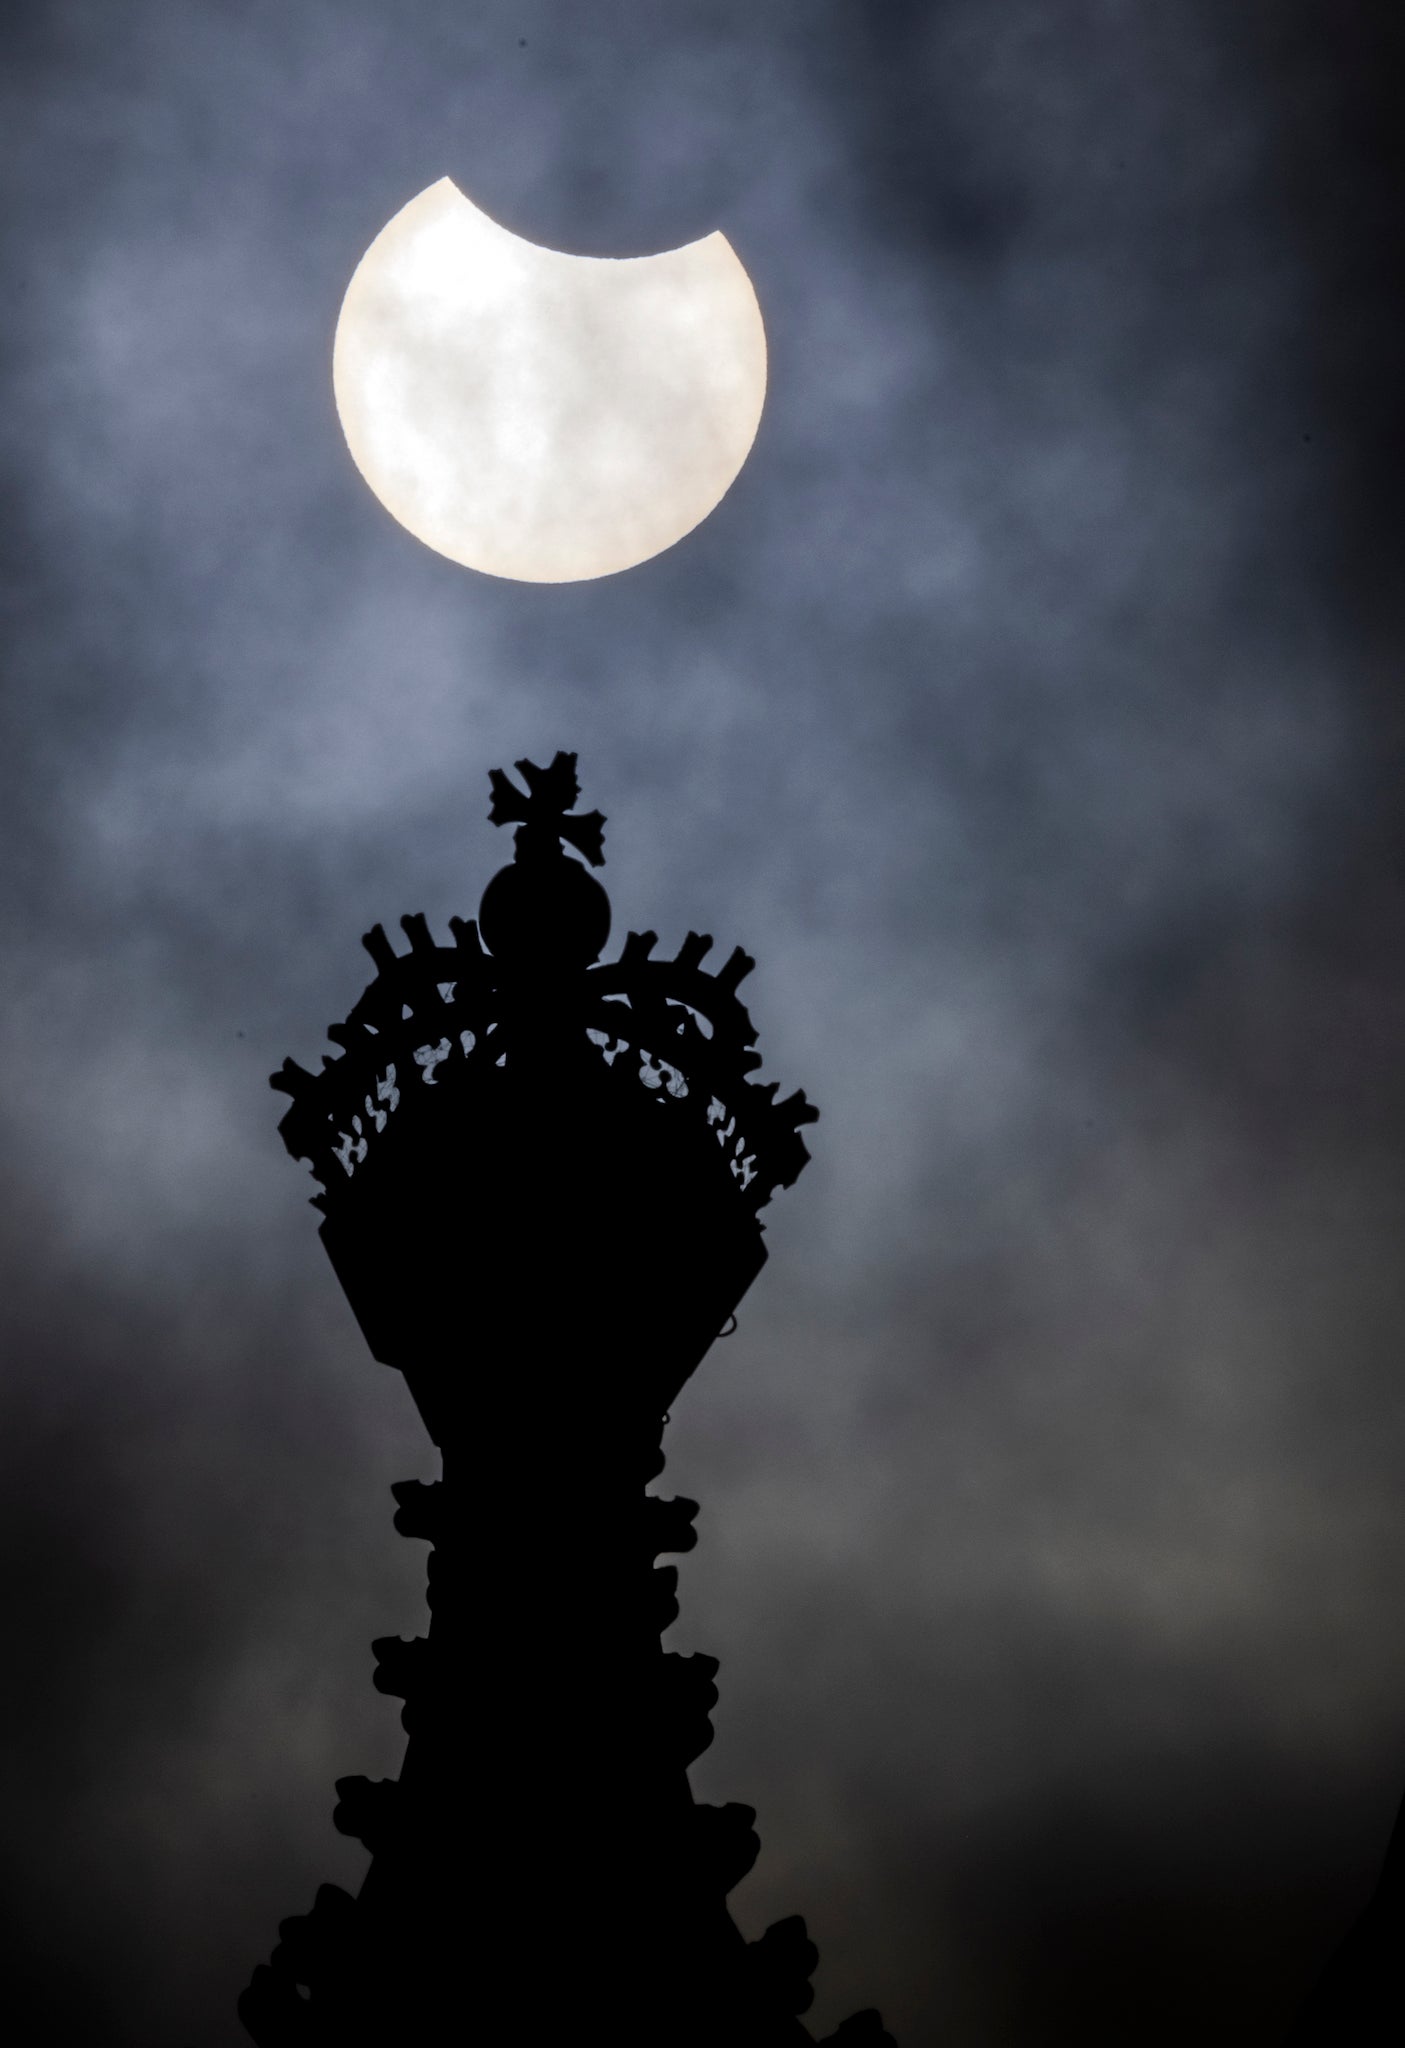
[2,3,1405,2042]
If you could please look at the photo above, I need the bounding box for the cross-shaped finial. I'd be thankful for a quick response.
[487,752,606,867]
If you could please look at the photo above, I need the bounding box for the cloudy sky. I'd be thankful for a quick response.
[2,3,1404,2041]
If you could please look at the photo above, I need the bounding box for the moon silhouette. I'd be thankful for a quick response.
[332,179,767,583]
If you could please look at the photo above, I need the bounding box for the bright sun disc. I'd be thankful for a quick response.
[332,179,767,583]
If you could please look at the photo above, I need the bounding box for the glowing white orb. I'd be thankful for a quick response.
[331,178,767,582]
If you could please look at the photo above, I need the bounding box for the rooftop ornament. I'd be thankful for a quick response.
[269,751,818,1437]
[244,757,892,2047]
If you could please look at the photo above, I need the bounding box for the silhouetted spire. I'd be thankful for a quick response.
[243,757,889,2047]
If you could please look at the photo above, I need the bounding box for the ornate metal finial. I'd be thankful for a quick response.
[478,752,611,967]
[487,751,606,868]
[270,754,818,1218]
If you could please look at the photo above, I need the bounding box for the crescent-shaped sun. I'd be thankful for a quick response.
[331,179,767,583]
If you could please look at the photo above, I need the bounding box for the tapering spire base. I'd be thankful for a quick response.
[241,1432,895,2048]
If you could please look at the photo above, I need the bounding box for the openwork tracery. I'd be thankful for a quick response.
[271,756,817,1213]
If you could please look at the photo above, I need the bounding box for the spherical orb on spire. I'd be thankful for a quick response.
[478,850,610,967]
[477,752,611,968]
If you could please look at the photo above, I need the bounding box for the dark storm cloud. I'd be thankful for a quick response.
[2,3,1404,2042]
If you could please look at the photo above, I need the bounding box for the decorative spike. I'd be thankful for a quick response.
[619,928,658,967]
[237,1962,312,2045]
[274,1102,316,1161]
[345,971,401,1023]
[272,1885,357,1990]
[559,806,606,867]
[516,750,580,814]
[332,1775,402,1854]
[748,1915,819,2017]
[657,1652,720,1764]
[325,1022,359,1050]
[647,1566,680,1635]
[764,1132,814,1201]
[400,912,434,953]
[319,1053,340,1071]
[775,1089,821,1128]
[448,915,481,953]
[692,1802,761,1894]
[371,1635,429,1701]
[269,1058,317,1099]
[716,944,755,992]
[487,764,531,829]
[816,2015,898,2046]
[675,931,714,972]
[642,1495,699,1558]
[662,1650,719,1698]
[361,923,398,974]
[391,1478,443,1544]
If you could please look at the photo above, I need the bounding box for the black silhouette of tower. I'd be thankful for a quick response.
[239,756,894,2046]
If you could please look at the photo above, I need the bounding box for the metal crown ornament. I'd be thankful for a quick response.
[269,751,818,1440]
[243,757,894,2046]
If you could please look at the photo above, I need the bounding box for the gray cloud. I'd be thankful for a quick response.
[2,2,1403,2041]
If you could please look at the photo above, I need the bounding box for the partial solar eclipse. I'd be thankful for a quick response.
[332,179,767,582]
